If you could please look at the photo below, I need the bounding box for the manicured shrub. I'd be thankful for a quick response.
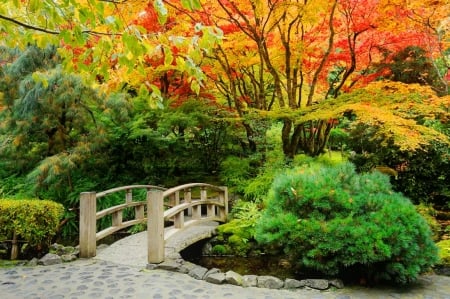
[255,162,439,284]
[0,199,64,259]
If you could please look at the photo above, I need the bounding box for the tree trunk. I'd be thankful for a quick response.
[282,119,334,158]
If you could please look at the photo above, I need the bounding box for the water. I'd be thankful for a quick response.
[180,240,323,280]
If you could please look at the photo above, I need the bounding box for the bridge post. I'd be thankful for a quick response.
[147,190,165,264]
[79,192,97,258]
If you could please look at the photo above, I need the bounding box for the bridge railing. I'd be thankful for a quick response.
[79,183,228,261]
[79,185,166,258]
[148,183,228,263]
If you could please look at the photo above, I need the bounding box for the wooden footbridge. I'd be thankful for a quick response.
[79,183,228,264]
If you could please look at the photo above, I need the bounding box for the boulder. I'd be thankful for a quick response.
[302,279,329,290]
[329,278,345,289]
[225,270,243,286]
[39,253,62,266]
[205,272,226,284]
[284,278,306,289]
[257,275,284,289]
[188,265,208,280]
[242,275,258,287]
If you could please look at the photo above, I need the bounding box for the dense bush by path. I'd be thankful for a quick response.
[255,162,439,284]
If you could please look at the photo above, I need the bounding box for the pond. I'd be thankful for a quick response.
[180,239,450,284]
[180,239,324,280]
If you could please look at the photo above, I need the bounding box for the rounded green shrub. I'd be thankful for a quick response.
[0,199,64,258]
[255,162,439,284]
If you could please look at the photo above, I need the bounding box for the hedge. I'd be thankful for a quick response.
[0,199,64,259]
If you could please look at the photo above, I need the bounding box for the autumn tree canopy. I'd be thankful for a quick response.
[0,0,449,159]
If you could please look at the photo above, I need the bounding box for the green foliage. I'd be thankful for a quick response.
[0,199,64,257]
[436,240,450,266]
[415,203,441,241]
[386,46,447,96]
[212,201,263,256]
[219,156,252,195]
[255,163,439,284]
[347,123,450,205]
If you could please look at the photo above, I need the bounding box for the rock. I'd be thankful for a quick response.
[284,278,306,289]
[177,261,196,274]
[204,268,221,278]
[205,272,226,284]
[146,263,158,270]
[242,275,258,287]
[156,260,181,272]
[61,254,77,263]
[225,270,243,286]
[39,253,62,266]
[329,278,345,289]
[61,246,76,255]
[188,265,208,280]
[201,242,213,255]
[27,258,39,267]
[257,275,284,289]
[302,279,329,290]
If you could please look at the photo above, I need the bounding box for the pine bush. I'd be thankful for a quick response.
[255,162,439,284]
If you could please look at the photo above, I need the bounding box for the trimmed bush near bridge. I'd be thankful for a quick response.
[0,199,64,259]
[255,162,439,284]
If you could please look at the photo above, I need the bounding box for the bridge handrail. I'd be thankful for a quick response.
[162,183,226,196]
[79,183,228,262]
[96,185,166,198]
[163,200,226,219]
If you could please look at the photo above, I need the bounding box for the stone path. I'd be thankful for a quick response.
[1,222,450,299]
[1,258,450,299]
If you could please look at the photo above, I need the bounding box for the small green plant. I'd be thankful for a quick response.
[211,244,228,255]
[128,223,147,234]
[213,201,263,256]
[256,162,439,284]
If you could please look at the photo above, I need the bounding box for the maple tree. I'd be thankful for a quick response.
[188,0,449,157]
[0,0,448,160]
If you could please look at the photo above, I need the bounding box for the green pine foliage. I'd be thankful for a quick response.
[255,162,439,284]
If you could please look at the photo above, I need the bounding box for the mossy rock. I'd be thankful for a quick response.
[437,240,450,266]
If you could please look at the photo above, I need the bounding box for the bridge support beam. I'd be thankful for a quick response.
[79,192,97,258]
[148,190,165,264]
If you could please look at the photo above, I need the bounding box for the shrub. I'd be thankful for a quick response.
[436,240,450,266]
[212,201,262,256]
[0,199,64,259]
[255,162,439,284]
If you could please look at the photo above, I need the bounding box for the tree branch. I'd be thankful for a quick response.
[0,14,120,37]
[0,14,60,35]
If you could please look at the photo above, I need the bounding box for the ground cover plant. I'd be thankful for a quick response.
[255,162,439,284]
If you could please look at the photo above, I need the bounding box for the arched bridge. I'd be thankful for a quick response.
[79,183,228,264]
